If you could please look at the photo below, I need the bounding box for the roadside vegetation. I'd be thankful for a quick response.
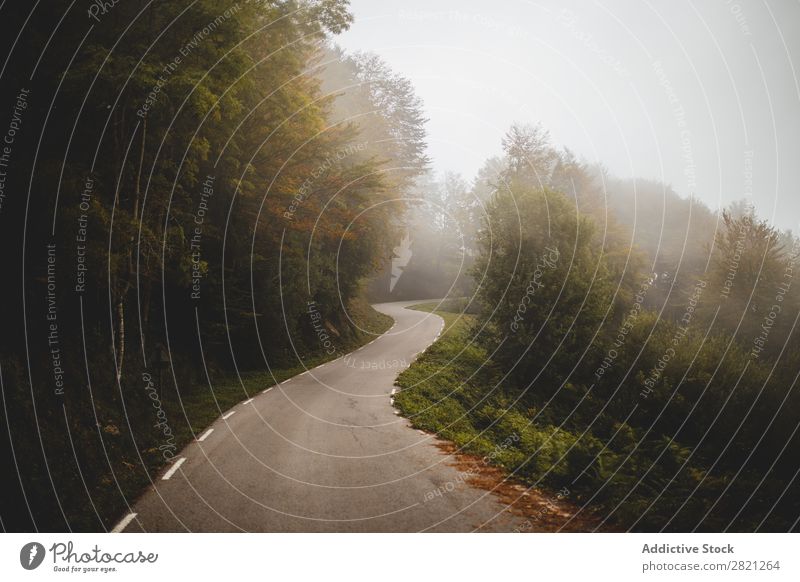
[392,122,800,532]
[0,0,418,532]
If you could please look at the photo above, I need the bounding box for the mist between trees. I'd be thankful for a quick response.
[0,0,797,533]
[391,122,800,531]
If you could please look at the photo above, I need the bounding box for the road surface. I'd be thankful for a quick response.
[120,301,526,532]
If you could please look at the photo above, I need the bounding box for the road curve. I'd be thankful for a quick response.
[121,301,526,532]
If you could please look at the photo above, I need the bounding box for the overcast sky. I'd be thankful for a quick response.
[335,0,800,231]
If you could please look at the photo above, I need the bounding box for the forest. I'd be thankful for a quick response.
[0,0,797,534]
[394,124,800,531]
[0,0,427,531]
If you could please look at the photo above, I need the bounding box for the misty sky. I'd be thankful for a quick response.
[335,0,800,231]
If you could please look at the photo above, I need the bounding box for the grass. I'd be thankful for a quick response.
[391,303,738,530]
[393,302,599,506]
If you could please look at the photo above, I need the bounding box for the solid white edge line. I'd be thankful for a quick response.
[197,428,214,442]
[222,410,236,420]
[111,512,138,533]
[161,457,186,480]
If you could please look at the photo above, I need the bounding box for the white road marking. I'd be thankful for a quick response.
[197,428,214,442]
[222,410,236,420]
[393,410,400,415]
[300,371,309,376]
[390,398,394,405]
[243,398,254,405]
[162,457,186,480]
[111,512,138,533]
[263,387,273,394]
[281,379,291,385]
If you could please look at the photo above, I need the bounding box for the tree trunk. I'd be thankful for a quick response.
[116,298,125,383]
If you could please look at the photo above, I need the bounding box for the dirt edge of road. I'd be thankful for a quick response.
[431,439,609,532]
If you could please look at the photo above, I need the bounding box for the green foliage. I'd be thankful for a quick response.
[0,0,422,531]
[395,119,800,530]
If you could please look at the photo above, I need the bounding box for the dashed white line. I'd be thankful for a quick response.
[243,398,254,405]
[222,410,236,420]
[111,512,138,533]
[197,428,214,442]
[263,387,273,394]
[391,388,397,395]
[162,457,186,480]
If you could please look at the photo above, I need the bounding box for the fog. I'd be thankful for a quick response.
[337,0,800,231]
[3,0,800,537]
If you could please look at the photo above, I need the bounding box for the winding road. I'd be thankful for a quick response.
[120,301,526,532]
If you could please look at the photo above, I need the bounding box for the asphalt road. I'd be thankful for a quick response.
[120,301,526,532]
